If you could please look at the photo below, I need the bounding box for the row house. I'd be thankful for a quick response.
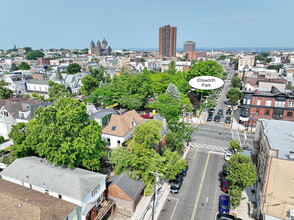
[253,119,294,220]
[239,87,294,128]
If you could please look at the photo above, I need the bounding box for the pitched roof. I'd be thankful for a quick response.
[0,179,77,220]
[0,156,106,201]
[108,172,145,201]
[102,110,144,137]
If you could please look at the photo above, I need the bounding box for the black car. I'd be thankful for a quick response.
[217,213,242,220]
[226,109,232,115]
[170,175,183,193]
[207,113,213,121]
[218,109,223,115]
[214,114,221,122]
[180,166,189,177]
[223,164,228,176]
[209,108,215,114]
[225,116,231,124]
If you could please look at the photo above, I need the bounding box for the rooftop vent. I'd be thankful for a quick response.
[26,175,29,179]
[25,199,29,202]
[17,204,22,208]
[59,173,63,176]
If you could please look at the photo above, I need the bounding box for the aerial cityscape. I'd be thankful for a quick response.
[0,1,294,220]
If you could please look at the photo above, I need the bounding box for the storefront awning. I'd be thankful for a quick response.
[239,116,249,121]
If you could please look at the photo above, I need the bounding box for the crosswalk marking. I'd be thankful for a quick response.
[205,121,230,128]
[191,142,227,152]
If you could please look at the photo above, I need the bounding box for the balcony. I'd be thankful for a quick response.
[94,199,115,220]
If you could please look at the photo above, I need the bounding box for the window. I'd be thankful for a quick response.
[265,110,270,115]
[45,189,49,194]
[111,126,116,131]
[117,140,121,146]
[274,101,285,107]
[91,184,100,197]
[243,99,246,104]
[19,112,25,118]
[257,99,261,105]
[3,111,9,117]
[107,138,110,145]
[287,112,293,117]
[58,194,62,199]
[289,101,294,108]
[265,100,272,106]
[256,108,260,114]
[247,99,251,105]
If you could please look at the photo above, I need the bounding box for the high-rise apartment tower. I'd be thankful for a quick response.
[183,41,195,52]
[159,25,177,57]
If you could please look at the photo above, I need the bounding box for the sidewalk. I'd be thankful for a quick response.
[234,186,256,220]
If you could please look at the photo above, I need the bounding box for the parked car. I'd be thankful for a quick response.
[170,175,183,193]
[207,113,213,121]
[226,109,232,115]
[224,149,232,161]
[180,165,189,177]
[141,114,153,119]
[214,114,221,122]
[218,109,223,115]
[219,195,230,214]
[221,177,229,193]
[209,108,215,114]
[217,213,241,220]
[225,116,231,124]
[223,164,228,176]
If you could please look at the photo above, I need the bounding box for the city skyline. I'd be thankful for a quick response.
[1,0,294,50]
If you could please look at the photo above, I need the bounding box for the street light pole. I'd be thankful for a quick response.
[149,171,163,220]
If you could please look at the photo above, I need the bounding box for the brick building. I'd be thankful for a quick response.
[159,25,177,57]
[240,87,294,129]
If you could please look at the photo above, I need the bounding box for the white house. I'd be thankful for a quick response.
[101,110,144,148]
[0,156,110,220]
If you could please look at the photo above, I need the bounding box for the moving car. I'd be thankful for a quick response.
[219,195,230,214]
[218,109,223,115]
[214,114,221,122]
[221,177,229,193]
[141,114,153,119]
[207,113,213,121]
[226,108,232,115]
[225,116,231,124]
[224,149,232,161]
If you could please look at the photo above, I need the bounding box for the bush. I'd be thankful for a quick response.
[0,136,5,144]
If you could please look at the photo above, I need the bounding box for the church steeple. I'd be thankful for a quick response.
[54,68,64,83]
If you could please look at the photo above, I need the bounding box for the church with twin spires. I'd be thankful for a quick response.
[90,38,112,56]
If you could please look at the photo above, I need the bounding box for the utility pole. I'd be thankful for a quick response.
[149,171,163,220]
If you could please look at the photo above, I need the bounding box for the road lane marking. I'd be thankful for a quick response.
[190,151,211,220]
[210,151,225,155]
[167,197,179,220]
[206,197,209,202]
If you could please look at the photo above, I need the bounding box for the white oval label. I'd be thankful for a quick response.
[189,76,224,90]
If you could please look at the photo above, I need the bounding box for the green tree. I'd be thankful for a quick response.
[166,131,185,153]
[268,64,283,72]
[129,120,163,149]
[10,63,18,72]
[0,136,5,144]
[229,140,242,153]
[24,47,32,53]
[227,154,257,190]
[228,187,243,209]
[9,97,106,170]
[109,146,132,174]
[150,73,173,93]
[80,75,100,96]
[87,86,113,106]
[18,62,30,70]
[186,60,224,81]
[166,61,177,75]
[0,80,13,99]
[166,83,181,101]
[67,63,81,74]
[48,81,69,101]
[26,50,45,60]
[231,76,241,88]
[226,88,243,104]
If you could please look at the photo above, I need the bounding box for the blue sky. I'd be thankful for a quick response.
[1,0,293,50]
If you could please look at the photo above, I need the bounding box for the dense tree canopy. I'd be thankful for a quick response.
[18,62,30,70]
[67,63,81,74]
[186,60,224,81]
[231,75,242,88]
[48,81,69,101]
[26,50,45,60]
[80,75,100,96]
[226,88,243,104]
[0,80,12,99]
[9,97,106,170]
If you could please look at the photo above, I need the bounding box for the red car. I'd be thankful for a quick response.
[221,177,229,193]
[141,114,153,119]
